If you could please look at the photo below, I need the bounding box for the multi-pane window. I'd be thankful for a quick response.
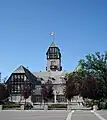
[47,47,61,59]
[11,76,13,81]
[57,95,67,102]
[49,48,54,53]
[49,54,54,59]
[48,54,60,59]
[18,75,20,79]
[17,85,20,90]
[10,74,30,94]
[49,47,59,53]
[21,75,23,79]
[32,95,42,103]
[15,75,17,79]
[24,76,26,81]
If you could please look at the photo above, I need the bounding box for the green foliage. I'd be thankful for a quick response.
[64,72,81,101]
[2,102,21,109]
[85,99,98,107]
[21,84,31,100]
[99,102,107,109]
[41,85,48,102]
[0,83,10,101]
[64,51,107,109]
[79,52,107,100]
[85,100,107,109]
[41,80,54,103]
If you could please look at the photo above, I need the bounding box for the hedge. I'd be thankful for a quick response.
[48,104,67,108]
[2,103,21,109]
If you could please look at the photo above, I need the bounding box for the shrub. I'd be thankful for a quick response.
[85,99,98,107]
[99,102,107,109]
[2,102,21,109]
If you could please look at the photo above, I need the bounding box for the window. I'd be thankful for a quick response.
[11,76,13,81]
[18,75,20,79]
[17,85,20,90]
[50,48,54,53]
[24,76,26,81]
[57,95,67,102]
[14,81,17,85]
[14,85,17,90]
[54,48,56,53]
[35,96,42,103]
[21,75,24,79]
[36,87,41,91]
[49,54,55,59]
[54,54,58,59]
[15,75,17,79]
[12,96,17,101]
[14,90,17,93]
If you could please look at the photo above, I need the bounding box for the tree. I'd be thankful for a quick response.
[64,70,102,102]
[41,85,48,103]
[21,84,32,105]
[80,74,98,99]
[79,52,107,100]
[41,80,54,103]
[0,83,10,103]
[64,72,80,101]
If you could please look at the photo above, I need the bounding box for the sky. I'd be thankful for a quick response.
[0,0,107,79]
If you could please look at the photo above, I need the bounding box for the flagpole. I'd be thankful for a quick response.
[50,32,55,43]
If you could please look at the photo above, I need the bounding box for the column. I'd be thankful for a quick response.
[54,90,57,103]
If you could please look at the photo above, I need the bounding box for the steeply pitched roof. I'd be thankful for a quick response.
[6,65,41,86]
[13,65,26,73]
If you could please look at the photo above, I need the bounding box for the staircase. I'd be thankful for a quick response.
[67,102,90,110]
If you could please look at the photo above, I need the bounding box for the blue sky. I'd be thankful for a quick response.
[0,0,107,79]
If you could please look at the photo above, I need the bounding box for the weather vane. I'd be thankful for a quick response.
[50,32,55,42]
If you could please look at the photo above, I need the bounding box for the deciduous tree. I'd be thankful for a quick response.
[21,84,31,105]
[79,52,107,100]
[64,72,80,101]
[41,80,54,103]
[0,83,10,102]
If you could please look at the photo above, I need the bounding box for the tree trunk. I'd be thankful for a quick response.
[97,100,101,110]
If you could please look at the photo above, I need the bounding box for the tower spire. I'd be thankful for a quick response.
[46,33,62,71]
[50,32,55,43]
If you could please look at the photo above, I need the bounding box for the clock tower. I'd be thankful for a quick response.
[46,42,62,71]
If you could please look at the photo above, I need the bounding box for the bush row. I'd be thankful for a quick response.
[85,100,107,109]
[2,102,21,109]
[48,104,67,108]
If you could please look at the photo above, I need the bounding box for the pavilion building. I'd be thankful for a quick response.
[6,42,70,104]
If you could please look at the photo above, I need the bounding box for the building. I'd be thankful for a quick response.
[6,42,70,103]
[6,65,41,103]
